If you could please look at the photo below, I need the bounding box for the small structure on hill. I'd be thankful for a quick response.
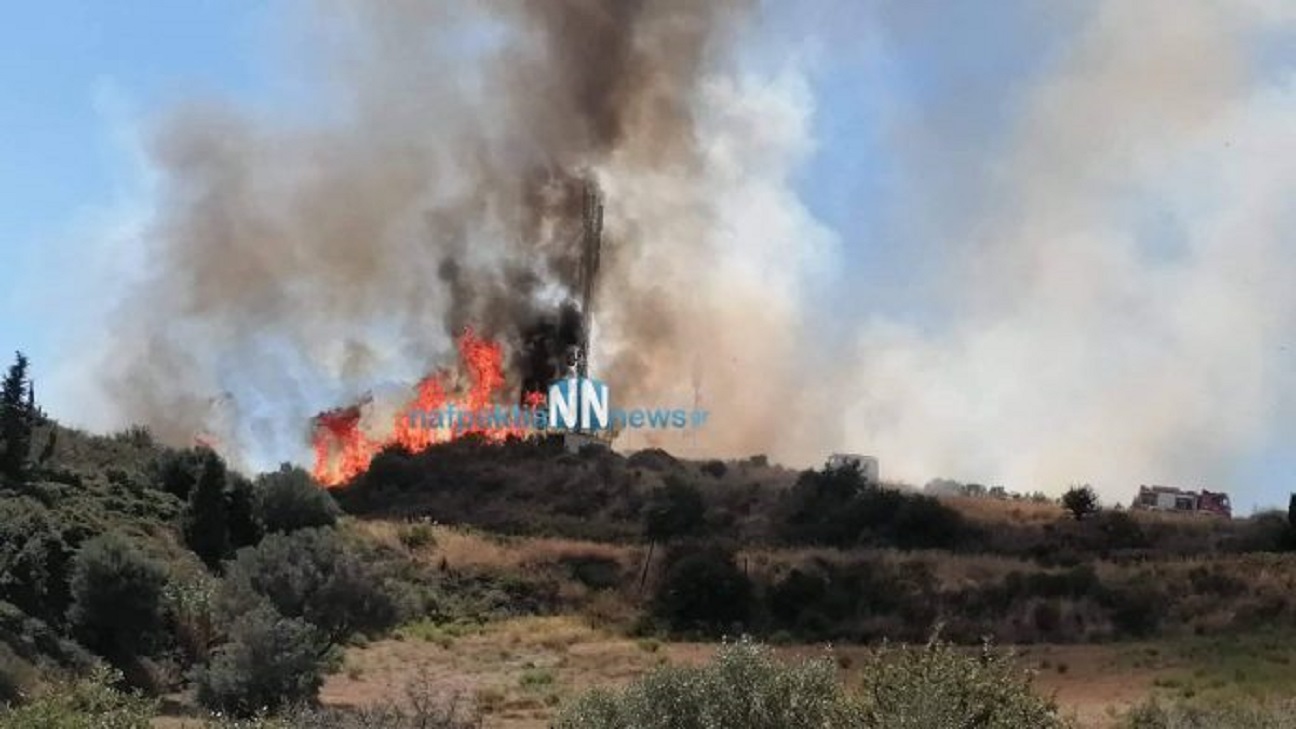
[1132,485,1232,518]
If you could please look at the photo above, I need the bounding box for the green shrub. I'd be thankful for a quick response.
[555,638,860,729]
[1093,510,1148,550]
[651,545,753,635]
[0,641,36,706]
[220,527,397,647]
[195,605,332,718]
[519,667,555,690]
[1122,697,1296,728]
[643,477,707,542]
[857,634,1067,728]
[0,666,155,728]
[0,496,73,623]
[778,465,969,549]
[255,465,339,535]
[66,534,167,664]
[1104,582,1165,638]
[153,448,205,501]
[0,600,93,673]
[163,573,220,668]
[1062,485,1099,521]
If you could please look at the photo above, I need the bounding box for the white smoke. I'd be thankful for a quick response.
[840,0,1296,502]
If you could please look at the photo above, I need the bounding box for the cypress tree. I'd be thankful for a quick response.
[0,352,32,483]
[184,450,230,570]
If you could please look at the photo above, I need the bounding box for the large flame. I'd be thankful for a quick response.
[311,329,534,487]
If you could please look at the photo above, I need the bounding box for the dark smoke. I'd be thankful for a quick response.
[106,0,751,455]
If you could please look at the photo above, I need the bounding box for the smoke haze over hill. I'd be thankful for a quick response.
[25,0,1294,504]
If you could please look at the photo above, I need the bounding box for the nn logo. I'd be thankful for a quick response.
[547,376,609,430]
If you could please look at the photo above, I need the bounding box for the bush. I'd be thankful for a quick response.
[1122,697,1296,728]
[163,573,220,669]
[225,473,263,551]
[857,634,1067,728]
[560,554,623,591]
[66,534,167,664]
[153,448,205,501]
[555,638,860,729]
[0,641,36,705]
[195,605,331,718]
[0,497,72,623]
[1093,510,1148,550]
[1062,485,1099,521]
[255,465,339,535]
[700,460,727,479]
[0,600,93,673]
[888,493,971,550]
[0,666,156,728]
[1104,581,1165,638]
[398,523,436,550]
[651,545,752,635]
[778,465,968,549]
[220,527,397,647]
[643,477,707,543]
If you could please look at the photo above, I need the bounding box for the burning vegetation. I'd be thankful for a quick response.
[311,328,539,487]
[310,178,603,487]
[103,0,813,472]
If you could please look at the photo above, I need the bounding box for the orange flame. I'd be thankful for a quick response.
[310,329,535,487]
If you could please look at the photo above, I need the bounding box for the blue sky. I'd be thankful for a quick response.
[1,2,1291,511]
[1,1,269,358]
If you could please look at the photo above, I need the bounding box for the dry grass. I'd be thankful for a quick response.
[350,520,639,573]
[942,495,1065,525]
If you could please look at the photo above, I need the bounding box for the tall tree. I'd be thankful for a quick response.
[25,379,44,424]
[0,351,33,483]
[184,450,231,570]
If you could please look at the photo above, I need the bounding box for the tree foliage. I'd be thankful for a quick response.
[194,604,330,718]
[651,545,753,635]
[224,473,263,552]
[558,636,1067,729]
[66,534,167,664]
[856,634,1066,728]
[0,666,156,728]
[183,450,230,570]
[557,639,858,729]
[1062,485,1099,521]
[779,463,969,549]
[220,527,397,648]
[255,464,338,535]
[643,476,707,543]
[0,351,35,484]
[153,448,205,501]
[0,497,72,625]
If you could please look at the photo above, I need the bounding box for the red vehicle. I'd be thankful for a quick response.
[1133,485,1232,518]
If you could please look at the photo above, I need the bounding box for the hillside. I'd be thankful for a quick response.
[5,417,1296,728]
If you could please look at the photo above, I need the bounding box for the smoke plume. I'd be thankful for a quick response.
[839,0,1296,502]
[87,0,1292,504]
[104,0,833,465]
